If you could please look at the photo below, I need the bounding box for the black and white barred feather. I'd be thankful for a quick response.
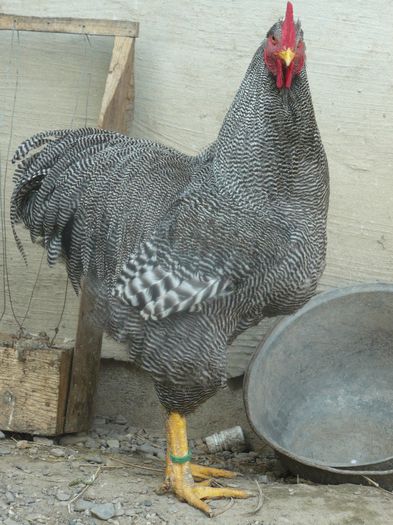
[11,22,329,414]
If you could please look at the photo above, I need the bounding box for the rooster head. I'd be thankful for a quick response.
[264,2,305,89]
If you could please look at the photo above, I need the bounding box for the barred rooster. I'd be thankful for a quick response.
[11,2,328,515]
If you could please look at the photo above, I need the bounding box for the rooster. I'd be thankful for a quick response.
[11,2,328,515]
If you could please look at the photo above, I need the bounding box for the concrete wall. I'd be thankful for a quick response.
[96,360,253,440]
[1,0,393,430]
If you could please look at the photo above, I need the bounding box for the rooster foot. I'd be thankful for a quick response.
[158,464,235,494]
[160,412,250,515]
[170,464,249,516]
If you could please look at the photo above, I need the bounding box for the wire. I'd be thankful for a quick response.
[0,28,17,324]
[19,249,45,329]
[50,277,69,347]
[0,29,23,329]
[1,30,98,341]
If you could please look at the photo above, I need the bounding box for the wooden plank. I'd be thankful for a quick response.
[0,13,139,38]
[64,285,102,433]
[98,36,135,133]
[0,344,72,435]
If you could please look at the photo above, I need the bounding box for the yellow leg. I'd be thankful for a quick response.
[163,412,250,516]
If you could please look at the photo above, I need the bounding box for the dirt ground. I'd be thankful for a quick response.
[1,418,392,525]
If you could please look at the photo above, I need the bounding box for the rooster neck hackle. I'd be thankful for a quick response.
[212,47,325,210]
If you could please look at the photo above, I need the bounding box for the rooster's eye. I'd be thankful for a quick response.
[271,36,277,45]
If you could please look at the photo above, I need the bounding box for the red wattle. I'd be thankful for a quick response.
[276,59,283,89]
[285,62,295,88]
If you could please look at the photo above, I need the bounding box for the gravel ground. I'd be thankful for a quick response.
[0,417,392,525]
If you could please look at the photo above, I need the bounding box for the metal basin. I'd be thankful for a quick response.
[244,284,393,488]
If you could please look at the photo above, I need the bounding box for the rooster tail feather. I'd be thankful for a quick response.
[11,129,113,288]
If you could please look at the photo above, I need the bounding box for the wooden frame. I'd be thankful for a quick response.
[0,14,138,37]
[0,13,138,135]
[0,13,139,435]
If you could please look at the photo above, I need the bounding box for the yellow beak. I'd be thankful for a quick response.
[277,48,296,67]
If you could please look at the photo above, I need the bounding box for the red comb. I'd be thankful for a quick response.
[281,2,296,49]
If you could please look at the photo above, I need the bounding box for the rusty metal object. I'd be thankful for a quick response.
[205,426,247,453]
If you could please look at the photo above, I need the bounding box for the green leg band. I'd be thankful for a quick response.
[170,451,192,464]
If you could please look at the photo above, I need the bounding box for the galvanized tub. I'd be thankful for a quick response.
[244,283,393,489]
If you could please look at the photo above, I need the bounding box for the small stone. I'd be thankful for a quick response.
[94,416,107,426]
[5,491,15,503]
[56,490,71,501]
[33,436,54,445]
[90,502,116,520]
[114,415,127,425]
[234,452,253,461]
[86,455,104,464]
[96,426,111,438]
[106,439,120,450]
[0,447,11,455]
[0,430,5,439]
[84,438,98,449]
[50,448,66,457]
[257,474,269,484]
[74,498,94,512]
[119,433,132,442]
[136,444,165,460]
[59,433,88,446]
[4,519,20,525]
[114,501,124,516]
[16,440,30,449]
